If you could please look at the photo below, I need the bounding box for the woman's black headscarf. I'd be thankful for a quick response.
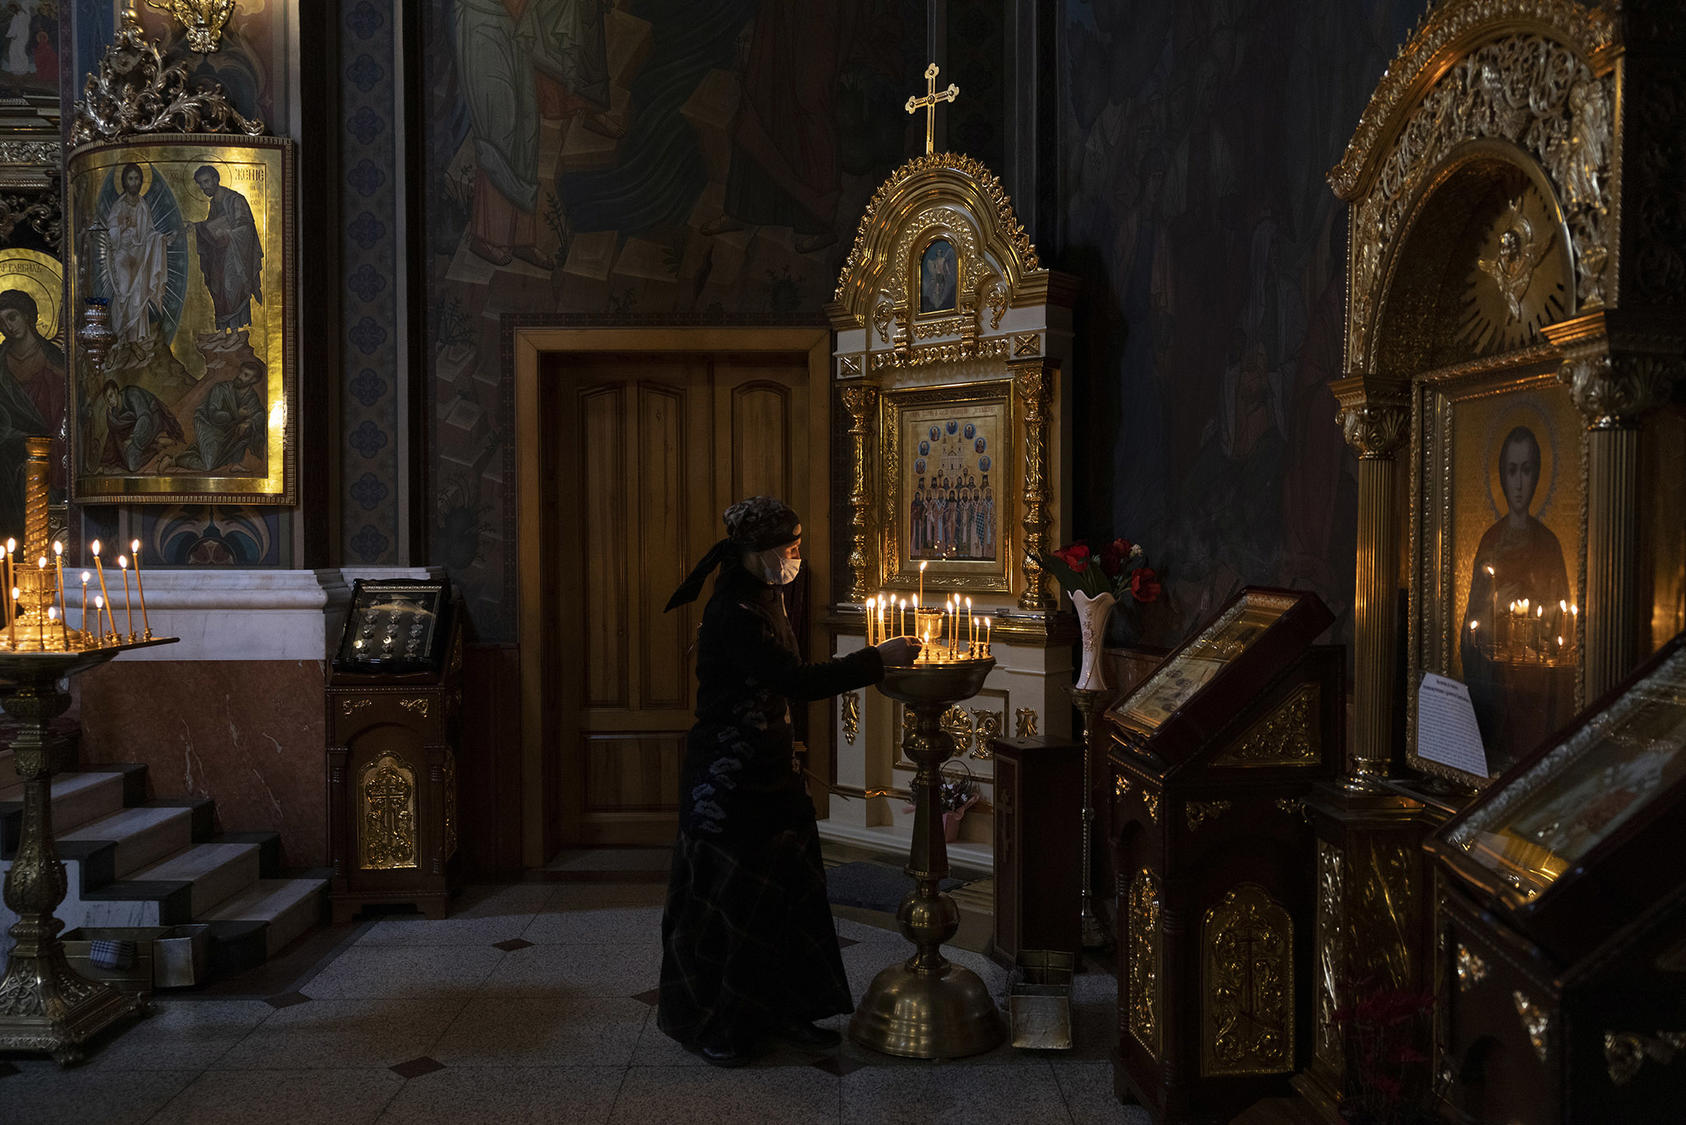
[664,496,801,611]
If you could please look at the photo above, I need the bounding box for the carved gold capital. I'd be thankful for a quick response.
[1331,374,1410,459]
[1555,350,1682,429]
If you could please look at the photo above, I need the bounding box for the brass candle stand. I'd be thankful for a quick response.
[850,657,1004,1059]
[0,436,176,1062]
[1068,686,1115,952]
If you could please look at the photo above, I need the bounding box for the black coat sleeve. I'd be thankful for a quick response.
[724,604,886,702]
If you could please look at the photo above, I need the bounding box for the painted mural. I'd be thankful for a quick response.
[422,0,927,636]
[1058,0,1421,649]
[0,0,61,102]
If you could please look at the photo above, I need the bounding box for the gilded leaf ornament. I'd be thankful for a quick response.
[72,7,266,145]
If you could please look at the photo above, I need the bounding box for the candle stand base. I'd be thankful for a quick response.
[849,659,1005,1060]
[1069,686,1116,955]
[0,641,174,1064]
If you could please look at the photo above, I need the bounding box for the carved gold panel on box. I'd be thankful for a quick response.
[1212,682,1320,767]
[359,752,418,871]
[1128,867,1162,1055]
[1201,882,1294,1077]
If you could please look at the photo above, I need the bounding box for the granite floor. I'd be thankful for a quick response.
[0,875,1150,1124]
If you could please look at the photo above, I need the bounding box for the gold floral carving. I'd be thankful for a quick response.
[1512,990,1551,1064]
[341,697,373,716]
[442,751,458,862]
[399,698,429,719]
[1185,800,1233,833]
[841,692,860,745]
[1013,332,1040,357]
[1115,774,1131,798]
[1456,943,1489,991]
[72,6,266,144]
[868,336,1010,371]
[359,753,418,871]
[145,0,238,54]
[1013,359,1055,610]
[1128,868,1162,1054]
[969,708,1000,759]
[0,189,60,247]
[940,705,974,753]
[1213,682,1321,767]
[1314,841,1345,1074]
[1555,349,1683,430]
[1337,400,1410,460]
[1274,797,1305,818]
[834,152,1039,309]
[1141,792,1160,824]
[1202,883,1294,1076]
[913,316,968,340]
[983,279,1009,329]
[1352,840,1416,990]
[1014,707,1038,738]
[840,382,879,602]
[1605,1032,1686,1086]
[1336,21,1616,370]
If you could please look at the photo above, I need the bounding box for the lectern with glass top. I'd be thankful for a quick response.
[1425,632,1686,1124]
[325,579,464,922]
[1105,585,1342,1123]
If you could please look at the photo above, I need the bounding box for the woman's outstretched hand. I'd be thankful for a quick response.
[875,636,921,666]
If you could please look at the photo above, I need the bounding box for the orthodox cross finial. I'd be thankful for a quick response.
[905,63,958,156]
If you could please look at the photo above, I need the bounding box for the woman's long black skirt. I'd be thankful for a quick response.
[657,821,852,1051]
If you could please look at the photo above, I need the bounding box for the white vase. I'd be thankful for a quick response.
[1070,589,1117,692]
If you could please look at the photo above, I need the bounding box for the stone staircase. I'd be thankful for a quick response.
[0,744,328,981]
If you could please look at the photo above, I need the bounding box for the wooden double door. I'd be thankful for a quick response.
[545,351,820,845]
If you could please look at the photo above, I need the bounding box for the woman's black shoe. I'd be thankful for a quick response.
[699,1043,752,1067]
[777,1020,842,1048]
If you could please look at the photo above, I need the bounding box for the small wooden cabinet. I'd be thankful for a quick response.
[325,580,464,923]
[990,735,1083,966]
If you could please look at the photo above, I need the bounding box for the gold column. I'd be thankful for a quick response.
[1333,376,1409,783]
[1011,358,1054,612]
[1548,315,1684,701]
[840,381,879,603]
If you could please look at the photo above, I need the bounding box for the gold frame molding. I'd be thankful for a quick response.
[1406,359,1586,786]
[512,327,832,867]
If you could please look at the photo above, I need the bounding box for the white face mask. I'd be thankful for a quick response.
[745,547,801,585]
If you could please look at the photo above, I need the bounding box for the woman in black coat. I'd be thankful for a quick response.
[659,497,917,1066]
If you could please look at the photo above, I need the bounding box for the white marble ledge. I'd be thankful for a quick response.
[87,567,438,663]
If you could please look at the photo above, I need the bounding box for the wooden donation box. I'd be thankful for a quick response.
[1105,586,1342,1122]
[990,734,1083,964]
[1424,634,1686,1124]
[326,579,464,922]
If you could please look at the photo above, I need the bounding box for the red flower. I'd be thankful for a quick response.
[1099,538,1133,578]
[1129,567,1161,603]
[1052,541,1091,571]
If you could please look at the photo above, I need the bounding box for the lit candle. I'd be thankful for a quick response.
[119,555,134,640]
[80,572,89,635]
[3,538,13,627]
[0,544,7,630]
[131,539,151,639]
[984,616,991,654]
[5,584,12,648]
[53,543,67,648]
[48,604,61,647]
[865,597,875,646]
[879,594,887,644]
[919,560,927,607]
[35,557,45,647]
[92,540,117,637]
[93,594,104,643]
[966,596,973,654]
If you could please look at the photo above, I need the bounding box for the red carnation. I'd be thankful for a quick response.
[1129,567,1161,603]
[1099,538,1133,578]
[1053,541,1091,571]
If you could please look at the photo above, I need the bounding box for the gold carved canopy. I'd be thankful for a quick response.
[829,151,1055,367]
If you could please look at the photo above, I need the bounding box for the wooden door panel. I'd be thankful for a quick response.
[730,381,792,502]
[582,733,684,814]
[638,382,692,710]
[579,383,629,709]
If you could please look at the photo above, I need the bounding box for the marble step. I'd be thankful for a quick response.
[201,874,329,958]
[58,799,214,880]
[0,769,148,857]
[133,840,263,917]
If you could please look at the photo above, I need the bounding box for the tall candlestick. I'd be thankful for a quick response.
[53,543,67,646]
[965,596,973,653]
[80,572,89,636]
[119,555,134,640]
[2,539,11,630]
[36,557,46,647]
[865,597,875,646]
[92,541,117,637]
[984,616,991,654]
[93,595,104,642]
[131,539,151,638]
[919,560,926,607]
[0,545,8,631]
[6,585,12,648]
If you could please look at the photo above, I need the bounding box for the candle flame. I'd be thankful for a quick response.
[46,606,55,621]
[52,541,61,556]
[1557,636,1564,646]
[1560,600,1568,612]
[119,555,129,570]
[1536,605,1543,617]
[94,595,102,608]
[1470,620,1479,631]
[131,539,140,553]
[920,561,927,572]
[81,572,89,583]
[36,557,44,569]
[1485,565,1494,576]
[89,539,99,555]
